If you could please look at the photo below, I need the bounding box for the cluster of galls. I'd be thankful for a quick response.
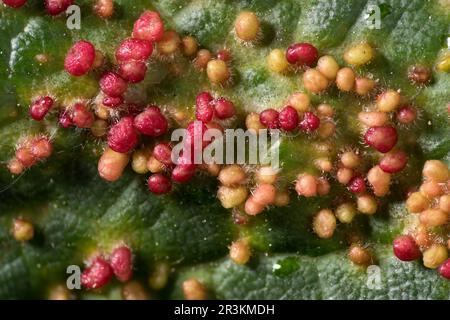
[191,10,263,86]
[393,160,450,280]
[216,164,289,217]
[81,246,133,290]
[3,0,73,15]
[71,245,158,299]
[98,90,237,195]
[8,135,53,175]
[244,93,336,216]
[267,41,379,96]
[15,8,245,200]
[4,0,116,18]
[264,39,426,268]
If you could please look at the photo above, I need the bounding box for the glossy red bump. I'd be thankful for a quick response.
[103,96,123,108]
[379,150,408,173]
[279,105,299,131]
[213,98,236,120]
[259,109,279,129]
[110,246,133,282]
[347,175,366,194]
[132,11,165,42]
[58,110,73,128]
[286,42,318,66]
[148,174,172,194]
[103,95,123,108]
[64,40,96,76]
[29,96,54,121]
[195,92,214,122]
[185,121,209,149]
[81,256,113,290]
[299,111,320,132]
[153,143,173,166]
[217,49,231,62]
[393,235,421,262]
[44,0,73,15]
[439,259,450,280]
[72,103,95,128]
[99,72,128,97]
[3,0,27,8]
[108,116,139,153]
[396,106,417,124]
[172,164,196,183]
[364,126,398,153]
[134,106,168,137]
[118,61,147,84]
[115,38,154,62]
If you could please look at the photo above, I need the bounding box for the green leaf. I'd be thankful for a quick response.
[0,0,449,299]
[171,246,450,299]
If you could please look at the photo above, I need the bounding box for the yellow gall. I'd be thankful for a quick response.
[98,148,129,182]
[357,194,378,215]
[246,112,265,132]
[344,42,375,66]
[181,36,198,56]
[132,150,150,174]
[337,167,353,185]
[367,165,391,197]
[182,278,207,300]
[419,209,448,227]
[91,119,108,137]
[302,68,329,93]
[316,55,340,80]
[287,92,310,112]
[439,195,450,213]
[355,77,376,95]
[348,244,373,266]
[336,202,356,224]
[406,192,430,213]
[313,209,336,239]
[207,59,230,84]
[267,49,289,73]
[149,262,170,291]
[229,239,251,265]
[217,185,248,209]
[234,11,260,42]
[423,245,448,269]
[336,67,356,92]
[12,218,34,242]
[157,30,181,55]
[255,166,278,184]
[358,111,388,127]
[377,90,401,112]
[48,285,72,300]
[422,160,449,183]
[147,156,164,173]
[122,281,150,300]
[274,190,290,207]
[316,103,334,118]
[341,151,360,169]
[218,165,247,186]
